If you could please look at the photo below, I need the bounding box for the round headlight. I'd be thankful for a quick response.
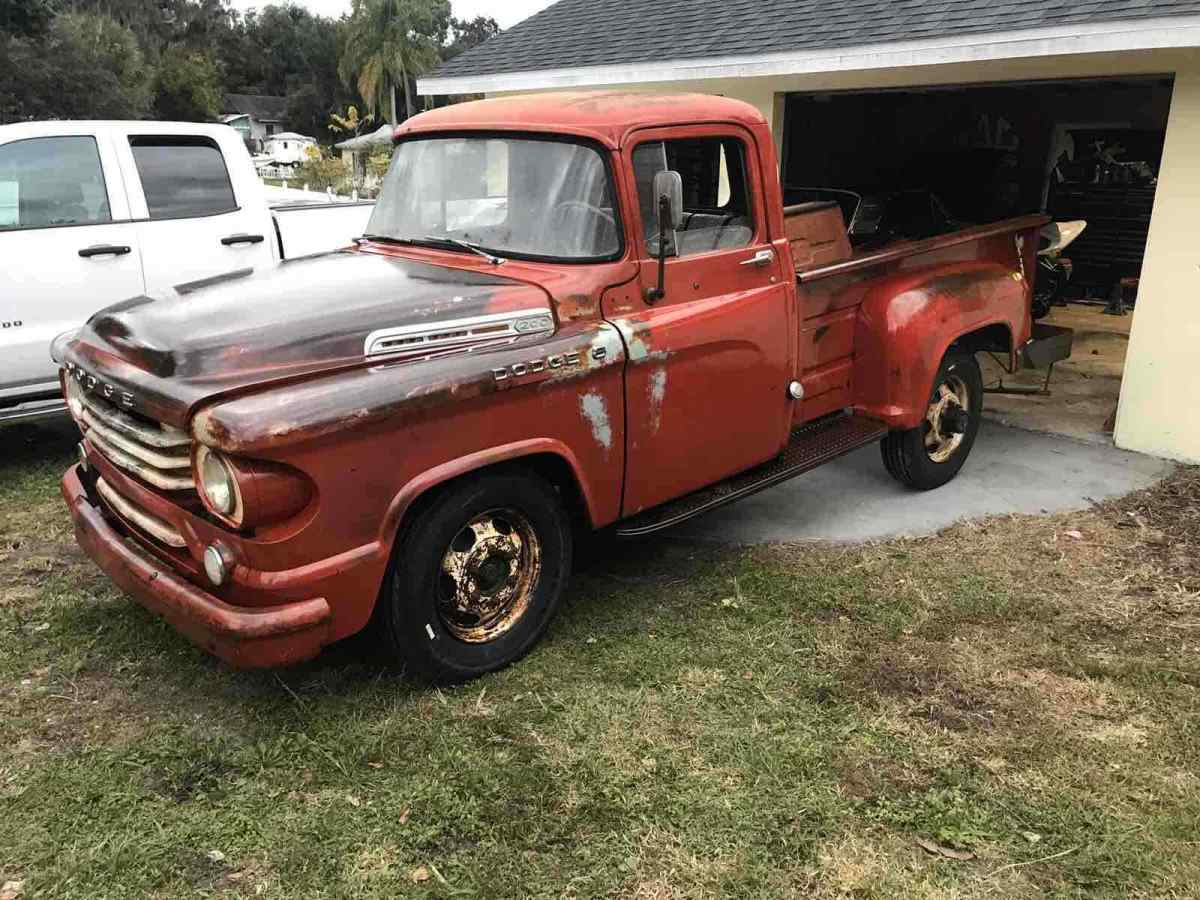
[197,447,238,517]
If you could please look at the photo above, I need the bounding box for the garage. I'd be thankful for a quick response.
[420,0,1200,464]
[778,76,1174,444]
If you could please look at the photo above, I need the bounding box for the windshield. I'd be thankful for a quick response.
[367,137,620,261]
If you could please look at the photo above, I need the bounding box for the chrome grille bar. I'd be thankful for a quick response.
[87,431,194,491]
[71,382,196,493]
[78,391,189,449]
[81,407,191,471]
[96,478,187,547]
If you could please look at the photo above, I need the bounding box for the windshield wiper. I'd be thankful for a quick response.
[357,234,405,245]
[420,235,507,266]
[357,234,508,266]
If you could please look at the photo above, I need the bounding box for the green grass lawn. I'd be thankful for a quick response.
[2,420,1198,899]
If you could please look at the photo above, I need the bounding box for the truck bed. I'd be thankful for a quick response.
[271,200,376,260]
[784,209,1049,424]
[791,212,1050,284]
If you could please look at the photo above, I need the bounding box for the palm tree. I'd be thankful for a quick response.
[338,0,448,127]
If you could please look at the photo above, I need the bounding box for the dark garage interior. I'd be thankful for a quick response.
[780,76,1174,443]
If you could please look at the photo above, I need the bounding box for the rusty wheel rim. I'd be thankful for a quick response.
[437,508,542,643]
[924,373,970,464]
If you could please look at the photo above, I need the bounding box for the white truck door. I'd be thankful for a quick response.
[116,130,275,295]
[0,132,145,405]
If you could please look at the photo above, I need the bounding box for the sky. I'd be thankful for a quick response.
[227,0,558,29]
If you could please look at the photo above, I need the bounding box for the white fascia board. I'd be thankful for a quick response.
[419,14,1200,95]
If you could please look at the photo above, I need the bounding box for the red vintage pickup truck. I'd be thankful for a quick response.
[57,93,1069,680]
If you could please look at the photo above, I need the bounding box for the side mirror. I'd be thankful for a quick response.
[653,170,684,231]
[647,170,683,304]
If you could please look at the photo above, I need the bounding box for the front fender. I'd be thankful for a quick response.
[853,262,1026,429]
[378,438,603,550]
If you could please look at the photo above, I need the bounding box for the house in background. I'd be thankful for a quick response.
[221,94,288,152]
[419,0,1200,465]
[335,122,395,182]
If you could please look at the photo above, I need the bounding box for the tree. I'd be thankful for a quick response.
[221,4,351,140]
[1,10,151,123]
[338,0,448,126]
[329,104,373,138]
[442,15,498,61]
[60,0,234,56]
[0,0,58,38]
[153,45,221,120]
[56,11,153,109]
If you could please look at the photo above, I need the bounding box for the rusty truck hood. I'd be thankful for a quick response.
[64,249,552,427]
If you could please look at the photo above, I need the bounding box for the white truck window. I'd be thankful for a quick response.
[130,137,237,219]
[0,136,112,230]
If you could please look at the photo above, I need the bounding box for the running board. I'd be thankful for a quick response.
[615,413,889,538]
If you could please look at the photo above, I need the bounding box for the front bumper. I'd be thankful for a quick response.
[62,465,332,668]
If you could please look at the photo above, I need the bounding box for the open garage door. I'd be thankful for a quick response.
[780,76,1173,445]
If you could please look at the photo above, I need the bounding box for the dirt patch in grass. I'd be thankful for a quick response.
[848,648,1000,732]
[1105,465,1200,589]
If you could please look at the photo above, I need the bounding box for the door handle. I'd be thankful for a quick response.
[740,249,774,268]
[221,233,265,246]
[78,244,131,258]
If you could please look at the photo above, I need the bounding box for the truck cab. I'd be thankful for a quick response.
[58,93,1061,681]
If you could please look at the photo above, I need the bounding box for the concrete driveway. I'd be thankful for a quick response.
[674,421,1174,545]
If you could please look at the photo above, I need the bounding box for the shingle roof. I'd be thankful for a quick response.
[222,94,288,122]
[431,0,1200,80]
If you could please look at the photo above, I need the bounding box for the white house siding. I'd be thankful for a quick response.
[1114,60,1200,462]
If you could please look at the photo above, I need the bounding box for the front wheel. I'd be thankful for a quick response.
[881,351,983,490]
[375,469,572,682]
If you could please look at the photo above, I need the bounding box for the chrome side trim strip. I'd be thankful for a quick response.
[364,309,555,358]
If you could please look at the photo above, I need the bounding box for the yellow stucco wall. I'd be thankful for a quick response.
[1114,61,1200,463]
[490,47,1200,462]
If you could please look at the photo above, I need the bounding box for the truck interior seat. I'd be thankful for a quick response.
[676,212,753,254]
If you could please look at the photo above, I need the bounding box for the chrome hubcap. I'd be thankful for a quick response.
[437,508,541,643]
[924,374,970,463]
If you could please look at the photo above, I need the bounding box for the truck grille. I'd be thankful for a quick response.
[96,477,187,547]
[77,391,195,492]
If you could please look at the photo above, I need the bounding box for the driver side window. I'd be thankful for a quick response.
[632,137,754,257]
[0,136,112,230]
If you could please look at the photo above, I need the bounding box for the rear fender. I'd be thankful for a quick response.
[854,261,1026,429]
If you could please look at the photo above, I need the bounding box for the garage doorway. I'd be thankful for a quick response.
[781,76,1174,444]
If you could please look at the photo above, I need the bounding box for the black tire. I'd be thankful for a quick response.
[376,469,572,683]
[881,351,983,491]
[1031,290,1054,321]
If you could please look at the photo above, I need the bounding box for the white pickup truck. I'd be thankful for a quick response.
[0,121,374,424]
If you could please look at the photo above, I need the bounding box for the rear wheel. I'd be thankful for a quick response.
[882,351,983,490]
[375,469,572,683]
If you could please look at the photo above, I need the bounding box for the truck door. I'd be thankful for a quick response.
[0,132,145,404]
[116,132,275,295]
[611,126,793,516]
